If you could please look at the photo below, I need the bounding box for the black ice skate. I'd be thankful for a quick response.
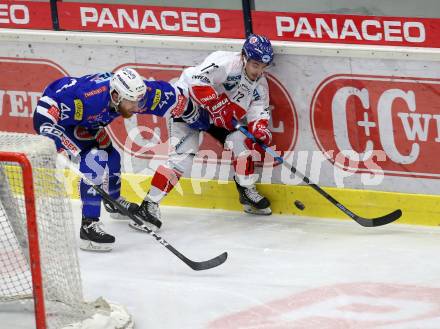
[103,197,139,220]
[128,197,163,233]
[234,177,272,215]
[80,217,115,252]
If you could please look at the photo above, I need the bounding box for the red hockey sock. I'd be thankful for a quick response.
[151,165,182,194]
[233,154,255,177]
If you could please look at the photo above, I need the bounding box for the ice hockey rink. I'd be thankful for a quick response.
[3,199,440,329]
[79,201,440,328]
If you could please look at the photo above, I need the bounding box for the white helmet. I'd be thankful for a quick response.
[110,68,147,105]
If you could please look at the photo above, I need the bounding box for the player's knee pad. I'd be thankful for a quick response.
[169,121,200,154]
[166,152,195,176]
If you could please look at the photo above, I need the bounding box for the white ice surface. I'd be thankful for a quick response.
[2,199,440,329]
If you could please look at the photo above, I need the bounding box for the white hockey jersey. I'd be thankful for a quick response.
[175,51,270,124]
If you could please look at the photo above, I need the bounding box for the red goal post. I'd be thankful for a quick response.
[0,151,46,328]
[0,132,133,329]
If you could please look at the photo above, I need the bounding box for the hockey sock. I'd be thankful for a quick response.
[147,165,182,203]
[233,154,257,187]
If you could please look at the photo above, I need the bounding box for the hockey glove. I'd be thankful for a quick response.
[75,126,112,149]
[245,119,272,155]
[180,98,211,131]
[191,86,246,130]
[94,128,112,149]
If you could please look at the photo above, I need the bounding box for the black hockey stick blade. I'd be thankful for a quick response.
[353,209,402,227]
[167,245,228,271]
[189,251,228,271]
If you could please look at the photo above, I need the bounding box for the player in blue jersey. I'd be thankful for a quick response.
[33,67,208,251]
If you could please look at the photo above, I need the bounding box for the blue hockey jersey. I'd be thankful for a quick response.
[37,72,179,129]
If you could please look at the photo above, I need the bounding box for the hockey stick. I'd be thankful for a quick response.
[233,120,402,227]
[57,155,228,271]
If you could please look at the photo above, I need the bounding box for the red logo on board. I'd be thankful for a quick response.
[0,58,68,134]
[311,74,440,178]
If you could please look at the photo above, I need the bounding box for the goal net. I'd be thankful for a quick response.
[0,132,133,329]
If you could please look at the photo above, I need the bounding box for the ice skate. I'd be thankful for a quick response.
[103,197,139,220]
[80,217,115,252]
[235,178,272,215]
[128,197,163,232]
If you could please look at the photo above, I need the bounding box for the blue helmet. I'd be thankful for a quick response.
[242,34,274,65]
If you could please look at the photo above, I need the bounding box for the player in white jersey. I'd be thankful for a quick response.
[130,34,275,231]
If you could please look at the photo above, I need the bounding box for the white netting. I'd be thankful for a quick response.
[0,132,133,329]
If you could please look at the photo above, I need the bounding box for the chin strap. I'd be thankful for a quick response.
[111,104,120,114]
